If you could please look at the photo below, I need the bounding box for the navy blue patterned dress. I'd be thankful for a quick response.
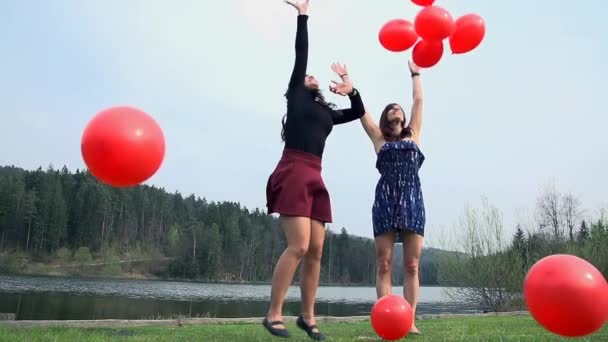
[372,139,426,242]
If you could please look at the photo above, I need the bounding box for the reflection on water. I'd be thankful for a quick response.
[0,275,481,320]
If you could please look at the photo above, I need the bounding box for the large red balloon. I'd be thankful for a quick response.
[412,39,444,68]
[378,19,418,52]
[414,6,454,41]
[524,254,608,337]
[370,294,414,341]
[449,14,486,54]
[411,0,434,6]
[81,106,165,187]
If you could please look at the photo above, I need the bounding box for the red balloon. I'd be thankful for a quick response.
[370,294,414,340]
[412,39,444,68]
[414,6,454,41]
[449,14,486,54]
[524,254,608,337]
[411,0,434,6]
[81,106,165,187]
[378,19,418,52]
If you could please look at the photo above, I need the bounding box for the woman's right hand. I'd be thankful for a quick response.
[284,0,309,15]
[329,63,354,96]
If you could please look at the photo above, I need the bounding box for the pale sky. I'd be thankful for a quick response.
[1,0,606,247]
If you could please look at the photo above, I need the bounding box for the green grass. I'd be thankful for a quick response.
[0,316,606,341]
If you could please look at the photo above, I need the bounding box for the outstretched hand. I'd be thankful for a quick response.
[329,62,353,96]
[284,0,309,15]
[408,60,420,75]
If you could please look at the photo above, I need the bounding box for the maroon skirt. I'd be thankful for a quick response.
[266,148,332,223]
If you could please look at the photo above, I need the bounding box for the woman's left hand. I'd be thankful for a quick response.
[408,60,420,75]
[329,62,354,96]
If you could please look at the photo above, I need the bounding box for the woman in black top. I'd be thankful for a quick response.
[263,0,366,340]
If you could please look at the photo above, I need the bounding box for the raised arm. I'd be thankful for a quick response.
[407,61,423,143]
[328,63,366,125]
[359,111,384,149]
[285,0,310,93]
[330,89,366,125]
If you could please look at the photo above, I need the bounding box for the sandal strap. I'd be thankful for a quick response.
[298,316,319,332]
[269,320,284,326]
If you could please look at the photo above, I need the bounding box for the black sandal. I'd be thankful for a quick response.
[296,315,325,341]
[262,317,291,338]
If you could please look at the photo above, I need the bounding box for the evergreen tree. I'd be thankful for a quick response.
[578,220,589,242]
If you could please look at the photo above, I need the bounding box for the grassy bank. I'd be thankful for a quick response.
[0,252,375,286]
[0,249,167,280]
[1,315,606,341]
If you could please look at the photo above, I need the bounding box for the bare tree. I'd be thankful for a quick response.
[536,182,563,239]
[437,197,523,312]
[561,193,582,242]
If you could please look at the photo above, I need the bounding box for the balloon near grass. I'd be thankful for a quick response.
[370,294,414,340]
[524,254,608,337]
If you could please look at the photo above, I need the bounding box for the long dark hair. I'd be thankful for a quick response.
[379,103,412,141]
[280,88,336,141]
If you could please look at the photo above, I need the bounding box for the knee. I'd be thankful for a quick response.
[287,244,308,258]
[404,260,419,276]
[376,255,392,275]
[305,242,323,262]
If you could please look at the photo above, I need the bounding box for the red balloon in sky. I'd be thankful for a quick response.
[449,14,486,54]
[81,106,165,187]
[379,19,418,52]
[411,0,435,6]
[414,6,454,41]
[412,39,444,68]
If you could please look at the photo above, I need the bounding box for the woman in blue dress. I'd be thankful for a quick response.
[340,60,425,334]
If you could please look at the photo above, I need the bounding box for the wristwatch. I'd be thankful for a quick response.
[348,88,359,97]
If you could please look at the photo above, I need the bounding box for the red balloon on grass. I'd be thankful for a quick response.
[411,0,435,6]
[524,254,608,337]
[371,294,414,340]
[81,106,165,187]
[449,14,486,54]
[379,19,418,52]
[412,39,444,68]
[414,6,454,41]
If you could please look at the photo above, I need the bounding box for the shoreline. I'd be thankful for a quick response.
[1,272,446,288]
[0,311,530,328]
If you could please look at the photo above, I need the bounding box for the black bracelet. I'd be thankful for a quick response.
[411,72,420,78]
[348,88,358,97]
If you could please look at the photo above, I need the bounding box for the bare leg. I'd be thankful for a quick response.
[267,216,311,330]
[299,219,325,333]
[375,232,396,299]
[402,231,424,333]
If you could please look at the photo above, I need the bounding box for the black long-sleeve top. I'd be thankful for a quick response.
[283,15,366,159]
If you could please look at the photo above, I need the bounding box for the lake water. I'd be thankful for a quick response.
[0,275,480,320]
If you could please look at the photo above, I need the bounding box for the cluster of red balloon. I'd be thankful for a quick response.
[378,0,486,68]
